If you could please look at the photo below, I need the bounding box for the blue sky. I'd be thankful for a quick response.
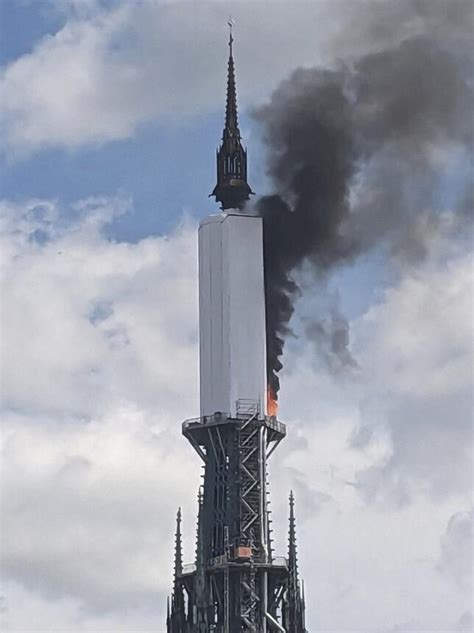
[1,114,219,238]
[0,1,279,238]
[1,1,472,631]
[1,2,224,239]
[0,0,386,321]
[0,1,63,64]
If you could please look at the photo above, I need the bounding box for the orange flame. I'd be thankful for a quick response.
[267,386,278,417]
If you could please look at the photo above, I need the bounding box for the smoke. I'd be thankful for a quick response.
[304,306,359,375]
[253,1,473,395]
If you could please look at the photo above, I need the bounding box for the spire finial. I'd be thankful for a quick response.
[173,507,183,582]
[288,491,298,583]
[228,17,234,56]
[224,19,238,137]
[210,22,254,210]
[169,507,185,628]
[195,487,204,567]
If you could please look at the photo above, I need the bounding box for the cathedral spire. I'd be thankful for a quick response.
[211,23,254,211]
[174,507,183,584]
[168,508,186,632]
[288,491,299,587]
[195,487,204,567]
[283,492,308,633]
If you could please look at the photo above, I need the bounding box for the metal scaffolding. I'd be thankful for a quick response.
[167,406,306,632]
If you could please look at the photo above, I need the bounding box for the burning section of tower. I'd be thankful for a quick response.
[167,28,307,633]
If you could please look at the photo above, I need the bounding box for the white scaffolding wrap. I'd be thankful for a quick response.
[199,212,267,418]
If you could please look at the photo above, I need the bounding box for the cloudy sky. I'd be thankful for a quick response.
[0,1,472,631]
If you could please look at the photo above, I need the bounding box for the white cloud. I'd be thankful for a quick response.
[438,510,473,591]
[1,196,201,628]
[0,1,450,157]
[268,245,472,627]
[456,610,473,631]
[0,196,199,419]
[2,580,162,632]
[1,4,155,156]
[1,196,472,630]
[1,408,197,617]
[350,253,473,503]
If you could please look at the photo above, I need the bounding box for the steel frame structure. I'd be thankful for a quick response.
[168,405,295,632]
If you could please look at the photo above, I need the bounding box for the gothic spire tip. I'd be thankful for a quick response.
[211,18,253,211]
[227,17,235,56]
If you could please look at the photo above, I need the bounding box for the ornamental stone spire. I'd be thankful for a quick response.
[211,23,253,210]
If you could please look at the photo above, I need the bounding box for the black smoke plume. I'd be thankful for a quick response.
[253,2,473,396]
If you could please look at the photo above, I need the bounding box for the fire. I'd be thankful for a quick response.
[266,386,278,417]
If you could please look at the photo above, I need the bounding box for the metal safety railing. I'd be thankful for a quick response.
[182,402,263,430]
[236,399,260,418]
[182,412,229,430]
[265,416,286,436]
